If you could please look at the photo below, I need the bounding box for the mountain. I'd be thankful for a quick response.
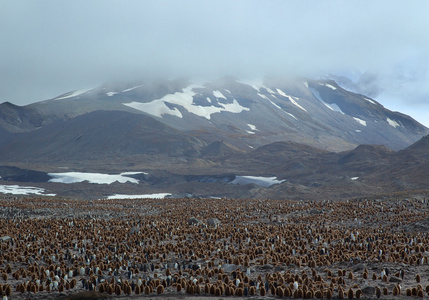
[0,76,428,200]
[2,77,427,154]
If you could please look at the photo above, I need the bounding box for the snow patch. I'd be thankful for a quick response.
[267,99,282,110]
[351,177,359,181]
[276,88,288,97]
[364,97,376,105]
[0,185,55,196]
[259,94,298,120]
[106,91,118,97]
[353,117,367,126]
[257,93,269,100]
[387,118,400,128]
[310,87,344,114]
[355,130,361,133]
[322,102,344,114]
[48,172,145,184]
[246,124,257,135]
[319,83,337,90]
[213,90,227,99]
[124,84,249,120]
[206,97,212,103]
[304,81,309,88]
[284,95,307,112]
[106,193,171,199]
[122,85,143,93]
[247,124,257,131]
[54,89,92,100]
[265,87,276,94]
[275,89,307,112]
[239,79,264,91]
[329,103,344,114]
[231,176,286,187]
[286,112,298,120]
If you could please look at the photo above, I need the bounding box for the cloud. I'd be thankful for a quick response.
[1,0,429,127]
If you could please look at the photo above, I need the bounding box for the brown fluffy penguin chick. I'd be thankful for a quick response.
[376,286,382,298]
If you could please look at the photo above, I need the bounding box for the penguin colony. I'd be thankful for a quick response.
[0,195,429,299]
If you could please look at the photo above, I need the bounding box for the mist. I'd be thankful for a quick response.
[1,0,428,126]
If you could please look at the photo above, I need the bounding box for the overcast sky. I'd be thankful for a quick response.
[1,0,429,126]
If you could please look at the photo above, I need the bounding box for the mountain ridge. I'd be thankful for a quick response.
[0,76,428,200]
[1,77,427,152]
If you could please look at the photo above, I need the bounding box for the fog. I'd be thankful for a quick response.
[1,0,428,126]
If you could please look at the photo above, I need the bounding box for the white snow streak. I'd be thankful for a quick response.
[353,117,367,126]
[54,89,92,100]
[268,99,282,110]
[122,85,143,92]
[286,112,298,120]
[276,89,307,112]
[276,88,288,97]
[258,93,298,119]
[266,87,276,94]
[387,118,400,128]
[319,83,337,90]
[257,93,269,100]
[364,97,376,105]
[106,91,118,97]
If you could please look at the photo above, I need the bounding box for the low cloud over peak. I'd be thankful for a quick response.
[1,0,428,126]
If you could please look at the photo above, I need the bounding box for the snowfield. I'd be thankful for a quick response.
[0,185,55,196]
[231,176,285,187]
[48,172,145,184]
[106,193,171,199]
[124,85,249,120]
